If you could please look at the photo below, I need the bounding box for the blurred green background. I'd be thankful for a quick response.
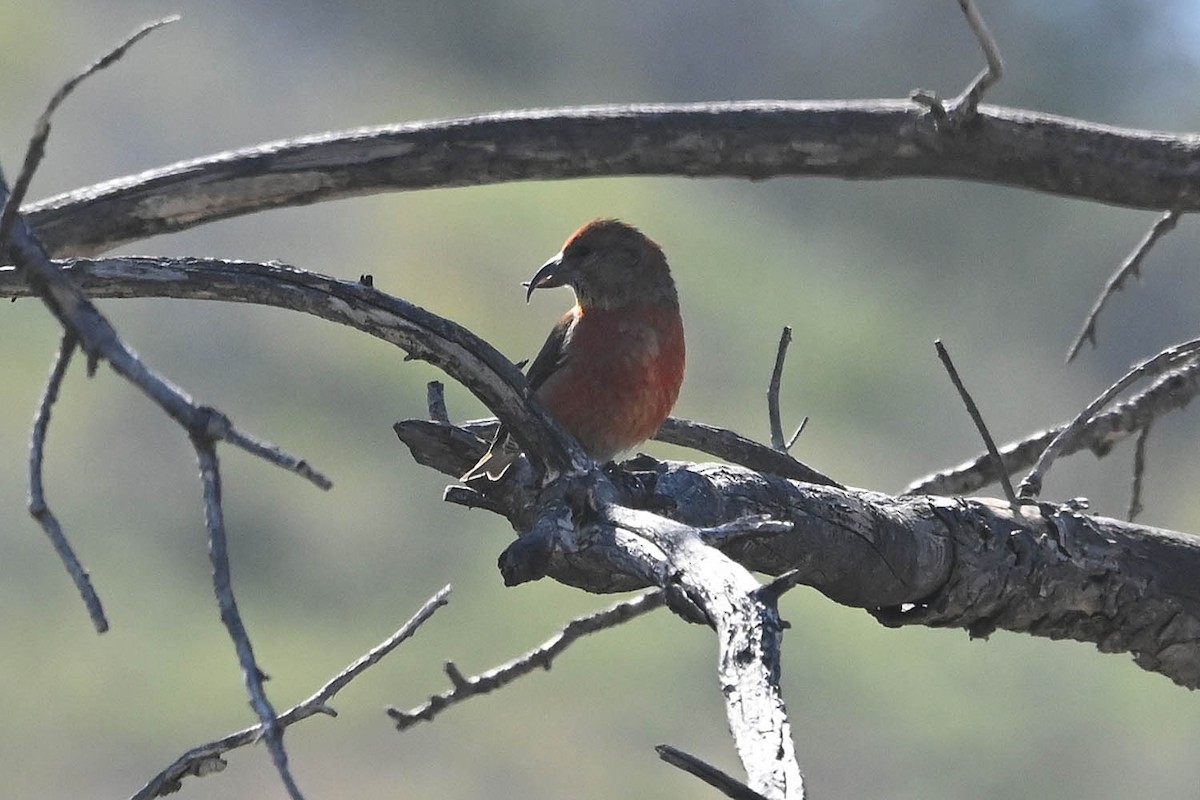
[3,1,1200,798]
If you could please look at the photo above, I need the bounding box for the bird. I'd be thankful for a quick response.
[462,218,685,481]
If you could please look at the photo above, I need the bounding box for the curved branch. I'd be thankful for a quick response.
[0,256,585,478]
[20,100,1200,257]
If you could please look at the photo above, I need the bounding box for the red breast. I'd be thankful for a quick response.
[536,302,685,461]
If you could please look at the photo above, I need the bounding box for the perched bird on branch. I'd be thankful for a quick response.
[462,218,686,481]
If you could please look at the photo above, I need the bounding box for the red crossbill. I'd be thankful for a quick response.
[463,218,685,480]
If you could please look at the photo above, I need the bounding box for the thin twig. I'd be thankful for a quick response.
[0,17,178,252]
[934,340,1018,506]
[904,357,1200,496]
[656,417,839,486]
[656,745,770,800]
[1019,338,1200,499]
[768,326,793,451]
[1066,209,1183,362]
[946,0,1004,124]
[1128,422,1152,522]
[387,590,664,729]
[785,417,807,450]
[427,380,449,423]
[28,333,108,632]
[219,421,332,490]
[132,585,452,799]
[192,436,302,800]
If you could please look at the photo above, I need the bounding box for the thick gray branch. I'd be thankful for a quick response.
[414,430,1200,690]
[20,100,1200,258]
[600,505,803,799]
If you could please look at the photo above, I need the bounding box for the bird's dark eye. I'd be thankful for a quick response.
[570,243,592,260]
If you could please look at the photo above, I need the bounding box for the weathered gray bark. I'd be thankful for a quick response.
[18,100,1200,259]
[399,419,1200,691]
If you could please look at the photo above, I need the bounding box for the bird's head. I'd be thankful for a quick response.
[525,219,677,310]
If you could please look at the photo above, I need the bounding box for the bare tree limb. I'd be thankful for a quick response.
[947,0,1004,123]
[767,326,793,451]
[1066,209,1183,362]
[0,254,586,479]
[16,101,1200,260]
[133,584,452,799]
[28,333,107,632]
[904,357,1200,496]
[387,589,663,730]
[6,255,1200,690]
[933,339,1018,506]
[192,435,302,800]
[426,380,449,424]
[656,744,770,800]
[596,505,804,800]
[656,417,835,486]
[1129,422,1152,522]
[1018,339,1200,499]
[0,256,834,488]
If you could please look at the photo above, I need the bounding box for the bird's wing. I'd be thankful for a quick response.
[460,309,576,482]
[524,308,576,392]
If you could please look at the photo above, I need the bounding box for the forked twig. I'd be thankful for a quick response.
[0,17,179,251]
[3,28,338,796]
[903,357,1200,496]
[911,0,1003,126]
[133,585,452,799]
[1066,209,1182,362]
[387,590,664,729]
[934,340,1018,506]
[1019,338,1200,499]
[29,333,108,632]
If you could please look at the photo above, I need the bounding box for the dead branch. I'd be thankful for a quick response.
[481,454,1200,690]
[597,504,803,799]
[656,745,770,800]
[193,435,301,799]
[28,332,107,632]
[933,339,1018,506]
[1129,422,1152,522]
[6,256,1199,691]
[766,326,806,452]
[12,101,1200,259]
[388,590,663,730]
[904,357,1200,496]
[133,585,451,799]
[948,0,1005,123]
[1018,338,1200,499]
[1,21,328,798]
[1067,210,1183,362]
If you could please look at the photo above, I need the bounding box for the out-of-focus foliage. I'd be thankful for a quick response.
[2,2,1199,798]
